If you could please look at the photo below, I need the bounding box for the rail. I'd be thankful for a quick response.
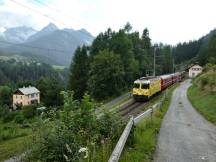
[108,96,166,162]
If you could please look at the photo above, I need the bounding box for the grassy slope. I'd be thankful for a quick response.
[187,85,216,125]
[0,121,32,161]
[119,84,179,162]
[187,64,216,125]
[0,135,31,161]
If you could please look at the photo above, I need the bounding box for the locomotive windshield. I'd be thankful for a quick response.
[134,83,140,88]
[141,83,149,89]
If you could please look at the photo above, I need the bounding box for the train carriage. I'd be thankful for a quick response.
[160,74,172,91]
[172,72,181,83]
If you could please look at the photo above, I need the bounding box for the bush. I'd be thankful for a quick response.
[0,105,15,123]
[25,92,124,162]
[0,86,12,106]
[14,112,25,124]
[194,64,216,93]
[22,105,37,119]
[200,77,208,90]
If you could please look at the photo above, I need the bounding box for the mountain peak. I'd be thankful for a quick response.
[79,28,89,34]
[27,23,58,42]
[43,23,58,32]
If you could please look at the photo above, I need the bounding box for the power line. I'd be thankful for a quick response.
[9,0,97,37]
[9,0,76,29]
[31,0,98,32]
[10,0,68,28]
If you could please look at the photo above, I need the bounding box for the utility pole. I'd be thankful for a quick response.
[171,48,175,73]
[173,58,175,73]
[153,47,156,77]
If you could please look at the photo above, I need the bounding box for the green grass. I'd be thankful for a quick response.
[0,121,31,142]
[119,84,179,162]
[52,65,66,70]
[0,121,32,161]
[0,135,31,161]
[187,85,216,125]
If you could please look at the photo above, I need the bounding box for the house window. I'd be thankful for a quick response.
[16,95,17,99]
[31,94,34,98]
[20,96,22,99]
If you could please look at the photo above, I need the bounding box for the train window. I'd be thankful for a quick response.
[141,84,149,89]
[134,83,140,88]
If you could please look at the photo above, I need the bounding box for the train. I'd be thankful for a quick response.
[132,72,182,101]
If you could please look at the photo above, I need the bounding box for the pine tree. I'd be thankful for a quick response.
[142,28,151,49]
[68,46,89,100]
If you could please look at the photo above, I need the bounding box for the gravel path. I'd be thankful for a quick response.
[154,80,216,162]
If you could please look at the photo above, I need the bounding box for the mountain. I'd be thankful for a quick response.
[2,26,37,43]
[0,23,95,66]
[27,23,58,42]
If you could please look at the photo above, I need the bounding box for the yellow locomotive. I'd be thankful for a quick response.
[132,77,161,101]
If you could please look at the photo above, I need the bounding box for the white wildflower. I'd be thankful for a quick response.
[79,147,88,159]
[63,154,69,162]
[66,144,72,153]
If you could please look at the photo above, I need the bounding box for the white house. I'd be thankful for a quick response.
[13,86,40,109]
[189,65,202,78]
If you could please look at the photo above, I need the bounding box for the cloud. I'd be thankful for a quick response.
[0,11,35,28]
[0,0,216,44]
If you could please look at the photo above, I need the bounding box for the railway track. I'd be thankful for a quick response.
[115,100,148,118]
[115,92,163,119]
[96,91,163,119]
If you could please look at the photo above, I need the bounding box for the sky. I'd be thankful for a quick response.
[0,0,216,45]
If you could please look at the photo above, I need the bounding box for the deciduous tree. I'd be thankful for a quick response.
[88,50,125,100]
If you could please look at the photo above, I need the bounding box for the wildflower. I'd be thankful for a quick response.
[79,147,88,159]
[66,144,72,153]
[63,154,69,162]
[101,139,104,144]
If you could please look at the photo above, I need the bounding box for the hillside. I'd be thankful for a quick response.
[188,64,216,124]
[0,59,68,85]
[173,28,216,68]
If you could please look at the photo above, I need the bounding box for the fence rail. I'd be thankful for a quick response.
[108,96,166,162]
[108,117,134,162]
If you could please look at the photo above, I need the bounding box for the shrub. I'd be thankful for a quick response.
[22,105,37,119]
[0,105,15,123]
[25,92,124,162]
[14,112,25,124]
[200,77,208,90]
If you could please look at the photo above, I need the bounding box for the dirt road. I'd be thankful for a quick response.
[154,80,216,162]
